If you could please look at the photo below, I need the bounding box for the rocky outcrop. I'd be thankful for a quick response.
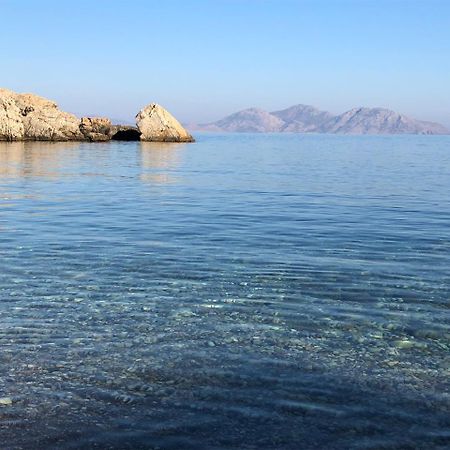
[77,119,142,142]
[0,88,84,141]
[0,89,24,141]
[136,103,194,142]
[79,117,112,141]
[1,88,195,143]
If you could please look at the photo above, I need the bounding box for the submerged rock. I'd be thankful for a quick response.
[0,88,84,141]
[0,397,13,406]
[136,103,194,142]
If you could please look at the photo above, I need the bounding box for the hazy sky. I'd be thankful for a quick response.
[1,0,449,125]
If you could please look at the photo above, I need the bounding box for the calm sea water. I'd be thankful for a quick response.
[0,134,449,449]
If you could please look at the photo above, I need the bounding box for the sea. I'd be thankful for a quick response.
[0,134,449,449]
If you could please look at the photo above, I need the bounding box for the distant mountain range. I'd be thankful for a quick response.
[188,104,448,135]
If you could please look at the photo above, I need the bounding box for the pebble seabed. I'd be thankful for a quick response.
[0,136,449,449]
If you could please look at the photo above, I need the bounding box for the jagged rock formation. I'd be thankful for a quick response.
[193,104,448,135]
[136,103,194,142]
[0,88,84,141]
[80,117,112,141]
[79,120,142,141]
[0,88,194,143]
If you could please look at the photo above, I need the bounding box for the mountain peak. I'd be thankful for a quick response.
[213,108,284,132]
[326,107,448,135]
[271,104,335,132]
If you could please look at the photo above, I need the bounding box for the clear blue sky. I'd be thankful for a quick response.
[1,0,449,125]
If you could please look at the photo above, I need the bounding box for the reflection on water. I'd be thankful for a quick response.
[140,141,187,184]
[0,141,80,179]
[140,141,186,169]
[0,141,187,185]
[0,135,449,449]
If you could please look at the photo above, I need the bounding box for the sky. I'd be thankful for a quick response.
[1,0,449,126]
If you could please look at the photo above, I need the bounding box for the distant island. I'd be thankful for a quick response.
[189,104,448,135]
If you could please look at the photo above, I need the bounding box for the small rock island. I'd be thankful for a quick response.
[0,88,195,143]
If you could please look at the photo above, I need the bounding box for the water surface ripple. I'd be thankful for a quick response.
[0,135,449,449]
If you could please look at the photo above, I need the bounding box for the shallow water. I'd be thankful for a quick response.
[0,134,449,449]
